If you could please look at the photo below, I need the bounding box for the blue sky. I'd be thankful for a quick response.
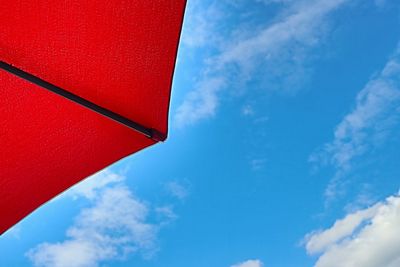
[2,0,400,266]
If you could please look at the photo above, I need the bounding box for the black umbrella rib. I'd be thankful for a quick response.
[0,60,165,141]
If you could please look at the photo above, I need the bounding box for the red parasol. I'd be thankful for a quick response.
[0,1,186,234]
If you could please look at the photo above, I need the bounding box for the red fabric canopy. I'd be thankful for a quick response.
[0,1,186,234]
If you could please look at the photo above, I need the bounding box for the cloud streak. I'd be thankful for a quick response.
[310,46,400,201]
[231,259,264,267]
[175,0,349,127]
[165,180,190,200]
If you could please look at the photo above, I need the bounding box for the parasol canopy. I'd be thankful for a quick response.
[0,1,186,234]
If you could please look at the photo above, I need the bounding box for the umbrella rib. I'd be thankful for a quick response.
[0,60,166,142]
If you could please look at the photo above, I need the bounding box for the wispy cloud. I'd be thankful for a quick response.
[310,46,400,202]
[175,77,226,127]
[256,0,293,4]
[250,158,267,171]
[155,205,178,223]
[343,184,377,213]
[2,225,21,240]
[66,169,125,200]
[304,193,400,267]
[27,170,176,267]
[242,104,255,116]
[175,0,349,127]
[181,1,223,48]
[165,180,190,201]
[231,259,264,267]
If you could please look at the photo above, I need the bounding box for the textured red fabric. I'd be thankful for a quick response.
[0,1,185,234]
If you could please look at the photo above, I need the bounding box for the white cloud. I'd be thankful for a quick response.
[305,203,381,254]
[2,225,21,239]
[27,185,157,267]
[175,77,226,127]
[175,0,349,127]
[242,104,255,116]
[217,0,347,69]
[231,259,264,267]
[165,181,189,200]
[27,170,176,267]
[310,47,400,201]
[155,206,178,224]
[181,1,223,48]
[304,193,400,267]
[67,169,124,200]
